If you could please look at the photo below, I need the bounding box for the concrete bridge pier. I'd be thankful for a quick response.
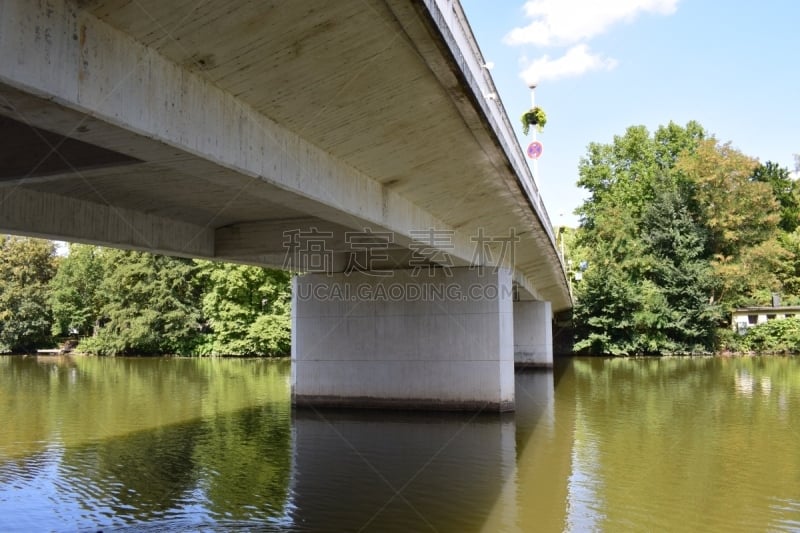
[291,267,515,412]
[514,301,554,368]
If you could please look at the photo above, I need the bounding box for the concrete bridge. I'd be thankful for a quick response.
[0,0,571,411]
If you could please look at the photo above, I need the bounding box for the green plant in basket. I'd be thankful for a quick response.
[521,107,547,135]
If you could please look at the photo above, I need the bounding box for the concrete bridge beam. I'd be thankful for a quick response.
[0,186,214,257]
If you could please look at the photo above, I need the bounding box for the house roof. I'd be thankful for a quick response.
[732,306,800,313]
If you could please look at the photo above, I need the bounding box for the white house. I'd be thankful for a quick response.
[731,306,800,335]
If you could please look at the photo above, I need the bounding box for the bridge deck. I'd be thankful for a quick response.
[0,0,570,311]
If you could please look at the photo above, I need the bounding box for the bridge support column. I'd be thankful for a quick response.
[292,267,514,411]
[513,301,553,367]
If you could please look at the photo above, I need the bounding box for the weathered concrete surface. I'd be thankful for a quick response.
[514,300,553,367]
[0,0,570,311]
[292,268,515,411]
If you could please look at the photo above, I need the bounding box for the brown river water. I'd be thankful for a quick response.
[0,355,798,531]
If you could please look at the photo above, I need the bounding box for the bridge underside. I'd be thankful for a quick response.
[0,0,567,410]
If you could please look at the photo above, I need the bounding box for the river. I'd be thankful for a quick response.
[1,355,799,531]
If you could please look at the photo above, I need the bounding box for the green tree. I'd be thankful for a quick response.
[639,187,719,351]
[81,249,202,355]
[573,251,642,355]
[751,161,800,232]
[572,122,789,354]
[0,236,56,352]
[49,243,104,337]
[776,229,800,301]
[576,125,659,233]
[574,122,712,354]
[676,139,779,258]
[676,140,784,308]
[653,120,706,171]
[197,262,291,356]
[711,238,792,309]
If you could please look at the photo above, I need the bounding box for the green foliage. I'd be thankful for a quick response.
[574,123,711,354]
[576,125,661,234]
[196,262,291,356]
[652,120,706,170]
[520,106,547,135]
[712,238,792,310]
[0,236,56,352]
[713,326,745,353]
[751,161,800,232]
[776,229,800,299]
[741,317,800,353]
[676,139,778,258]
[573,259,642,355]
[79,249,203,355]
[639,187,719,351]
[572,121,796,355]
[49,243,104,337]
[0,236,294,356]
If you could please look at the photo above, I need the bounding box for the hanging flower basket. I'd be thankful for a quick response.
[521,106,547,135]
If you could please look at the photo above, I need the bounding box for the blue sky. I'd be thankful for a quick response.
[460,0,800,227]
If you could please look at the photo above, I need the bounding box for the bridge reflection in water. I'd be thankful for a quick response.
[0,357,572,531]
[254,368,571,531]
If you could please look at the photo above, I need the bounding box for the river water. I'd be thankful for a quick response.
[1,355,799,532]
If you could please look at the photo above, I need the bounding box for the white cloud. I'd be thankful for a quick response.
[505,0,679,47]
[520,44,618,85]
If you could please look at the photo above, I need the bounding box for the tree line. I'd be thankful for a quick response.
[0,239,291,356]
[568,120,800,355]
